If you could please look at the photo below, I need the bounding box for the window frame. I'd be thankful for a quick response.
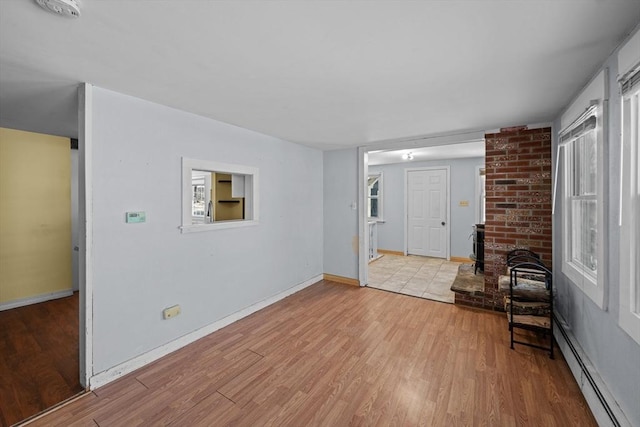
[560,105,605,308]
[367,172,384,221]
[181,157,259,233]
[619,79,640,344]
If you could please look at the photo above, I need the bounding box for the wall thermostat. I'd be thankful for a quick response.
[126,212,146,223]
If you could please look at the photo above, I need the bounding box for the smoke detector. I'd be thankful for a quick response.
[35,0,81,18]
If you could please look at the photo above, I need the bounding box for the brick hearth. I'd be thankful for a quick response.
[455,126,553,310]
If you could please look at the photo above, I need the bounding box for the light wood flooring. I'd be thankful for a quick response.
[26,281,596,426]
[368,255,459,303]
[0,293,83,427]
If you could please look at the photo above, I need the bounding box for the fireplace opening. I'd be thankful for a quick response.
[470,223,485,274]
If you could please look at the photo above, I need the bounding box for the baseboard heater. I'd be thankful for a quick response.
[554,311,630,427]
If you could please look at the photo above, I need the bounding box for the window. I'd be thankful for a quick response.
[181,158,259,232]
[567,121,598,279]
[560,105,604,306]
[191,172,208,220]
[619,67,640,344]
[368,173,383,220]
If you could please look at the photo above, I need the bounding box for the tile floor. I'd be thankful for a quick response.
[367,254,460,303]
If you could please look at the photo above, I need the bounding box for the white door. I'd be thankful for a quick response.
[407,169,448,258]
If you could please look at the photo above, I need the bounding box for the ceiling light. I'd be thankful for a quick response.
[402,152,414,161]
[35,0,81,18]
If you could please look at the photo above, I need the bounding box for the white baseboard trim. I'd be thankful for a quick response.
[554,311,632,427]
[0,289,73,311]
[89,274,323,389]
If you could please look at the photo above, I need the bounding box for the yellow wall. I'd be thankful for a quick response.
[214,173,244,221]
[0,127,72,304]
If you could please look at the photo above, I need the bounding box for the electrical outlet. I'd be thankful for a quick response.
[163,304,181,319]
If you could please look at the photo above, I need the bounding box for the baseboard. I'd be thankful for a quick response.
[450,256,472,263]
[0,289,73,311]
[554,311,632,427]
[323,274,360,287]
[89,274,323,389]
[378,249,404,256]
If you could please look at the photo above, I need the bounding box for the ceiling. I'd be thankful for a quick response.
[368,140,485,166]
[1,1,639,151]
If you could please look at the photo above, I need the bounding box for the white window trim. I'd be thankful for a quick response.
[560,104,606,308]
[619,78,640,344]
[367,172,384,222]
[180,157,259,233]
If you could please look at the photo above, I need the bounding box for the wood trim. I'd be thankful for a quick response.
[377,249,404,256]
[0,290,73,311]
[323,274,360,287]
[450,256,472,263]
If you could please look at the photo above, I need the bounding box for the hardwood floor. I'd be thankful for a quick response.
[26,281,596,426]
[0,293,83,427]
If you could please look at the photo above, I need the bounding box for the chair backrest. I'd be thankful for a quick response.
[509,262,553,290]
[506,249,541,266]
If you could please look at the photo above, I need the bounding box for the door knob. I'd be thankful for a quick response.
[441,221,446,226]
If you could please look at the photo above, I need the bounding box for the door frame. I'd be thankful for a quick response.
[78,83,93,388]
[357,130,485,286]
[404,166,450,259]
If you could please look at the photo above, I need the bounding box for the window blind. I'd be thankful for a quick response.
[554,104,599,214]
[620,66,640,95]
[559,105,598,145]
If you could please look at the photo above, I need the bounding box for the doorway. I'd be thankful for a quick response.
[0,128,84,425]
[357,134,485,287]
[406,168,449,258]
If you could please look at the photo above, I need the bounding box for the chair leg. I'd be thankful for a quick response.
[510,323,514,349]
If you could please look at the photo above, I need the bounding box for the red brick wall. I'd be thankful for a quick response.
[455,127,552,310]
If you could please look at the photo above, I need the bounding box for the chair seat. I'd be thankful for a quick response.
[498,275,550,301]
[504,297,550,316]
[507,313,551,329]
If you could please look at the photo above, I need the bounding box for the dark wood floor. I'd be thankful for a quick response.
[25,281,596,426]
[0,292,83,427]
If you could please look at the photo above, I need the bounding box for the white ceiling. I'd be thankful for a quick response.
[368,140,485,165]
[0,1,639,150]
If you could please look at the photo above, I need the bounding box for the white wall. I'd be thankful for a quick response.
[89,87,323,374]
[323,148,359,280]
[552,24,640,426]
[369,157,483,258]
